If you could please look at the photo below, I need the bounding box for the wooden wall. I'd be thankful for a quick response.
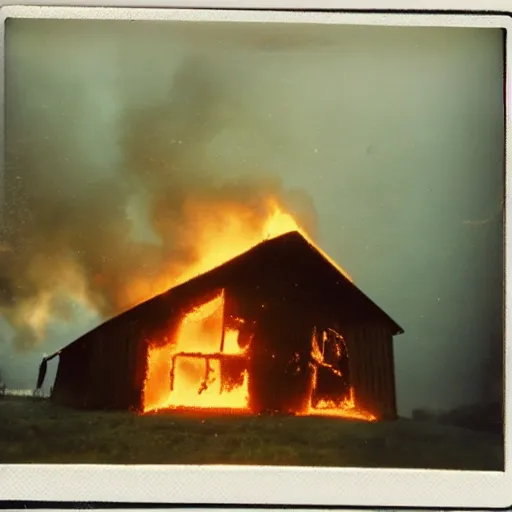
[52,319,154,410]
[344,325,397,420]
[51,274,400,418]
[52,343,90,408]
[51,287,228,411]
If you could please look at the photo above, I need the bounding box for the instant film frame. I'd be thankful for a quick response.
[0,1,510,509]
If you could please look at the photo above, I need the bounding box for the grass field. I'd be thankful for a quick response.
[0,396,504,470]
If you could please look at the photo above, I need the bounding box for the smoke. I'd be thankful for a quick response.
[1,23,317,350]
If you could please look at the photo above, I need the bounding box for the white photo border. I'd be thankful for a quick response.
[0,3,510,510]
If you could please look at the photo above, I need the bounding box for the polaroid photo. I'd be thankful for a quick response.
[0,1,510,509]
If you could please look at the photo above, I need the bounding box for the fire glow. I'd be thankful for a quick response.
[142,201,375,421]
[143,291,250,412]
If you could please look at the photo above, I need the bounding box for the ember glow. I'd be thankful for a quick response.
[305,390,377,422]
[299,328,377,422]
[142,201,373,421]
[144,291,249,412]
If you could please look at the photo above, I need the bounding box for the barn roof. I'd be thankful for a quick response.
[57,231,403,354]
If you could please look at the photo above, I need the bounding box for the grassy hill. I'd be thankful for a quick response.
[0,396,503,470]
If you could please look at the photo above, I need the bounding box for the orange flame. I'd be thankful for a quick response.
[143,290,249,413]
[141,200,371,420]
[126,199,310,309]
[301,329,377,422]
[306,389,377,421]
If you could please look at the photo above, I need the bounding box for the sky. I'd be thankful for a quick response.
[0,19,504,416]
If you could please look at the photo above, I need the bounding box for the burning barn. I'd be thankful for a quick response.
[44,230,403,421]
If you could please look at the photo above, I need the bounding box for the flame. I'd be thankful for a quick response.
[307,389,377,421]
[223,328,243,355]
[263,208,300,240]
[142,201,300,413]
[125,199,353,311]
[141,200,371,420]
[299,328,377,422]
[125,199,306,309]
[263,203,353,283]
[143,290,249,413]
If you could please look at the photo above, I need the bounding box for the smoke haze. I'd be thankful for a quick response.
[0,20,504,416]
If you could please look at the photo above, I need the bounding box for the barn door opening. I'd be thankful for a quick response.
[167,289,250,410]
[310,328,351,409]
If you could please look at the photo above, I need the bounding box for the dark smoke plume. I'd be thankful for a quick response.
[1,53,317,350]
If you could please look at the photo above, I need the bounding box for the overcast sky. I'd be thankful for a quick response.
[0,19,504,416]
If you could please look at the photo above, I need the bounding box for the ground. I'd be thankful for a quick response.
[0,396,504,470]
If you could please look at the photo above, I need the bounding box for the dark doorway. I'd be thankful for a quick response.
[310,328,351,408]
